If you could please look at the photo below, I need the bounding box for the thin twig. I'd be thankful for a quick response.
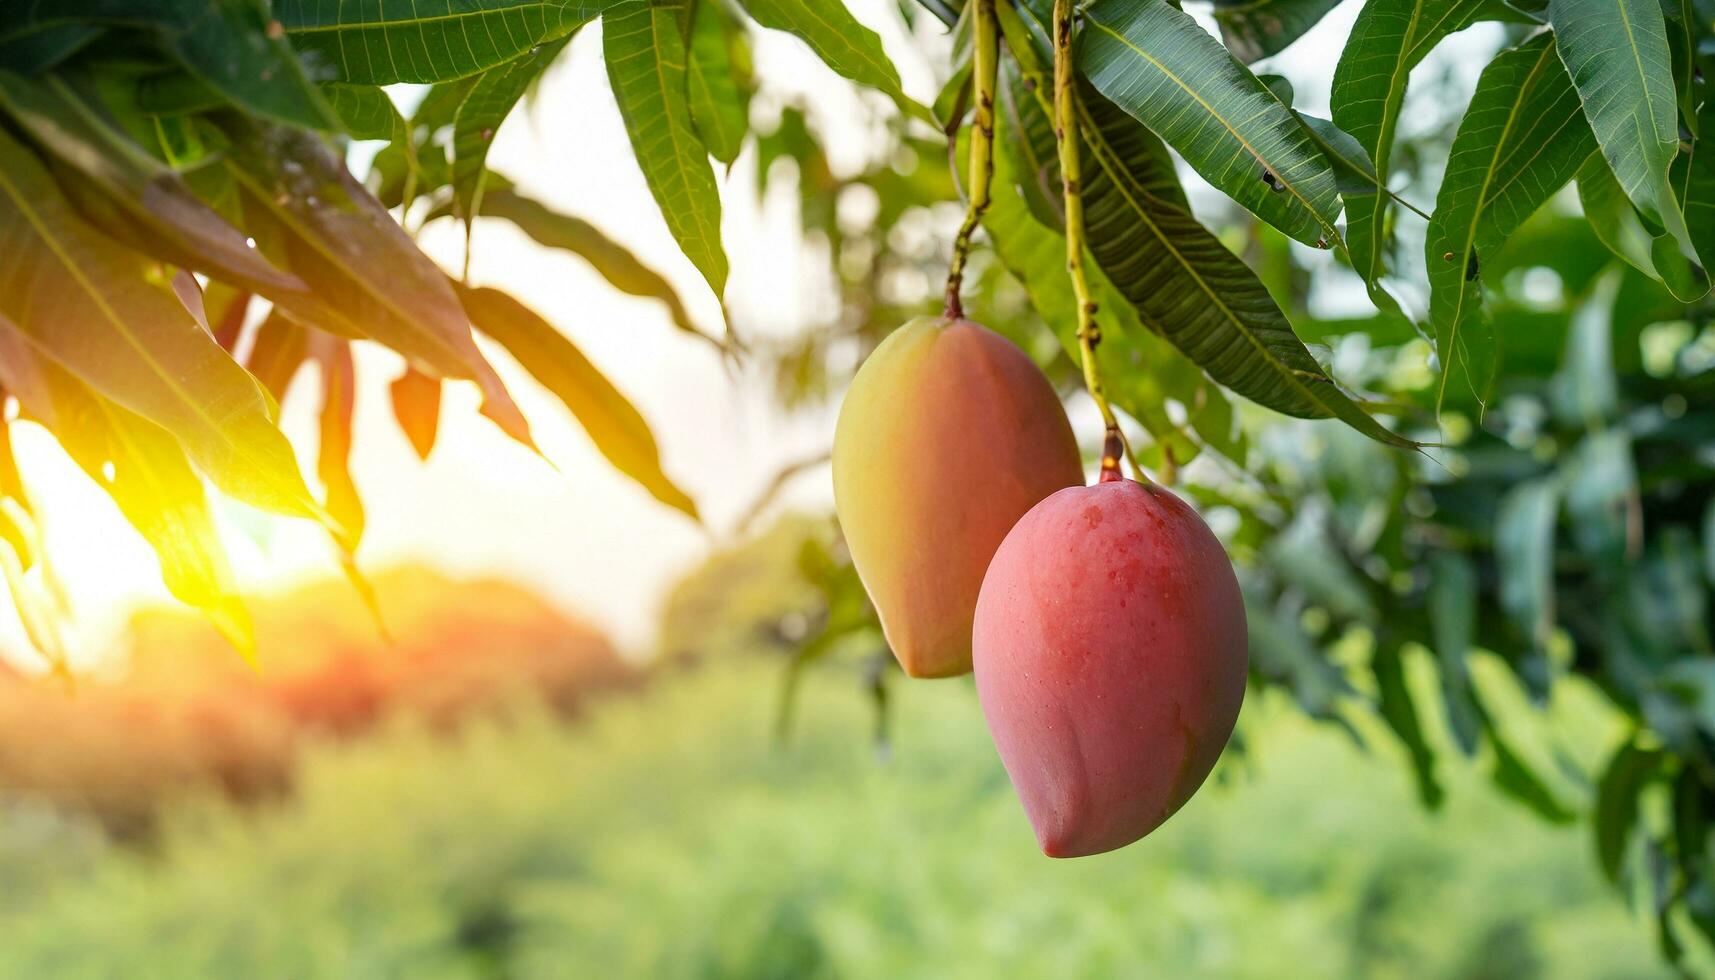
[1052,0,1129,483]
[942,0,998,320]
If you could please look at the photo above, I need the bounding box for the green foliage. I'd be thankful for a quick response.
[604,0,728,299]
[0,663,1675,977]
[1073,0,1343,249]
[0,0,1713,968]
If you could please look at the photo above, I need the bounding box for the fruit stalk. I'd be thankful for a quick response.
[942,0,998,319]
[1051,0,1125,482]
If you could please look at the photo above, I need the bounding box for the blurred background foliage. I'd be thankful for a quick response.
[723,9,1715,968]
[0,653,1678,978]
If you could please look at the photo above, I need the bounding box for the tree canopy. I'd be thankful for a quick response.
[0,0,1712,967]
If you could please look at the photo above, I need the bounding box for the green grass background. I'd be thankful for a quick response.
[0,661,1671,979]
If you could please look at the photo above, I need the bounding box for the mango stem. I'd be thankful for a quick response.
[942,0,998,320]
[1053,0,1138,483]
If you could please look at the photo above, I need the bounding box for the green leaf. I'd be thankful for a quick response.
[1427,551,1483,754]
[730,0,922,121]
[321,83,407,141]
[1496,478,1560,654]
[1374,639,1444,808]
[1425,33,1597,411]
[1687,90,1715,263]
[686,0,751,165]
[1212,0,1345,62]
[0,0,339,129]
[465,187,713,347]
[276,0,615,84]
[453,38,570,226]
[1331,0,1492,288]
[1563,429,1637,562]
[0,24,101,73]
[1244,593,1355,721]
[984,135,1207,466]
[0,71,324,313]
[1298,113,1382,201]
[1550,0,1700,265]
[1594,735,1664,882]
[215,120,535,447]
[1550,267,1620,425]
[389,367,442,462]
[0,126,322,520]
[1074,0,1343,248]
[1267,514,1379,620]
[1486,716,1578,823]
[0,314,254,659]
[604,0,728,299]
[1578,150,1702,298]
[457,284,700,520]
[1003,66,1412,445]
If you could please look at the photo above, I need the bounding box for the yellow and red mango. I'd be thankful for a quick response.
[833,316,1083,678]
[973,477,1247,856]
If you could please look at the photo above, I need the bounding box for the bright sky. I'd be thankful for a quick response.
[0,2,1506,669]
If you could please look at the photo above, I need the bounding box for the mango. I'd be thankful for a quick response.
[973,477,1247,856]
[833,316,1083,678]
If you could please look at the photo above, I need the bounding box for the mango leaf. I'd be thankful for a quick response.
[321,83,406,141]
[307,338,365,555]
[604,0,728,299]
[1425,33,1596,411]
[1244,593,1355,722]
[1486,713,1579,823]
[275,0,614,84]
[1595,735,1664,882]
[389,367,442,461]
[1496,478,1560,655]
[1374,638,1444,808]
[1563,429,1637,562]
[1298,114,1386,201]
[1267,514,1379,620]
[1578,151,1702,300]
[1003,67,1412,446]
[1688,91,1715,263]
[1331,0,1492,289]
[0,126,323,520]
[985,135,1208,467]
[457,187,714,348]
[686,0,752,166]
[0,71,329,315]
[304,335,387,633]
[452,37,570,227]
[0,24,101,73]
[0,0,339,129]
[0,314,254,658]
[0,519,70,678]
[245,312,310,406]
[731,0,923,121]
[1550,0,1699,263]
[1427,551,1483,754]
[1073,0,1343,248]
[216,120,534,447]
[1212,0,1345,62]
[457,284,699,520]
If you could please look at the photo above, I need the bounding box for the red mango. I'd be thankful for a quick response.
[973,477,1247,856]
[833,316,1083,678]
